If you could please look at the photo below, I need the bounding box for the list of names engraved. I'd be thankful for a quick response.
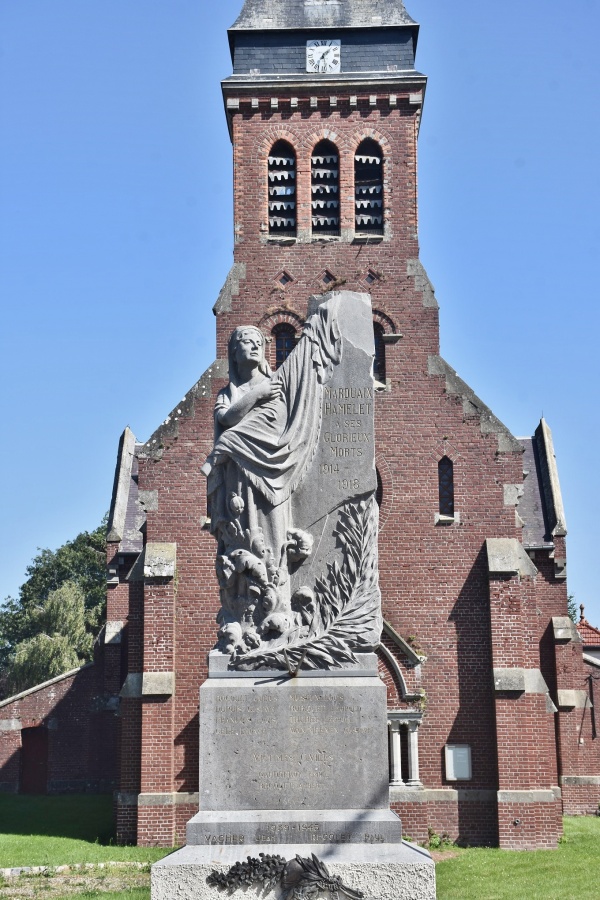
[200,681,388,812]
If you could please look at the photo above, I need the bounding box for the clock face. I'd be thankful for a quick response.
[306,39,341,74]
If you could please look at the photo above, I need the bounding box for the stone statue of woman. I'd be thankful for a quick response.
[202,301,343,658]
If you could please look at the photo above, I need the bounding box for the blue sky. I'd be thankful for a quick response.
[1,0,599,625]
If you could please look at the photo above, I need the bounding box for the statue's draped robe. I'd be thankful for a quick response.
[204,297,342,601]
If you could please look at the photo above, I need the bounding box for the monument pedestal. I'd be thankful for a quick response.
[151,655,435,899]
[152,841,436,900]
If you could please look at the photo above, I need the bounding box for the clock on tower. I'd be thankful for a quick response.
[306,39,341,74]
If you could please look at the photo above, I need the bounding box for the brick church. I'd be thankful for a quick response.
[98,0,600,850]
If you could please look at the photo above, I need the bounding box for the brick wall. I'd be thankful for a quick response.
[553,610,600,817]
[0,647,117,795]
[0,722,20,793]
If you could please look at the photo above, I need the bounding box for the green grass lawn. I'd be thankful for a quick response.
[0,794,172,867]
[1,797,599,899]
[435,816,600,900]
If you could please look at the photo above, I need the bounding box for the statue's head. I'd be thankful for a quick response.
[228,326,271,384]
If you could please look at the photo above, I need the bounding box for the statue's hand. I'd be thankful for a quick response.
[255,378,283,403]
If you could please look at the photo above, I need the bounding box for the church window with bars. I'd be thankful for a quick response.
[373,322,386,383]
[272,323,296,369]
[438,456,455,517]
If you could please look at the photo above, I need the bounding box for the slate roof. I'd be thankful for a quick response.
[518,419,567,549]
[519,438,554,549]
[107,428,145,555]
[120,453,145,554]
[231,0,417,30]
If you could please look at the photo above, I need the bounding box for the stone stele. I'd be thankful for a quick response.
[201,291,382,673]
[152,293,435,899]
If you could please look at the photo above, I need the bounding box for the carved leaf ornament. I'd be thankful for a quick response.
[232,496,381,671]
[207,852,364,900]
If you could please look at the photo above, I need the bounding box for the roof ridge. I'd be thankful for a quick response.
[427,355,523,454]
[231,1,418,31]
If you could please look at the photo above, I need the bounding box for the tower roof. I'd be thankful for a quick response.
[231,0,417,31]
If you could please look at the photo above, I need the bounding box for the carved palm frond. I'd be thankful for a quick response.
[232,496,381,671]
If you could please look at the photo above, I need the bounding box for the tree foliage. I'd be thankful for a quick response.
[567,593,578,623]
[9,633,80,696]
[0,519,106,698]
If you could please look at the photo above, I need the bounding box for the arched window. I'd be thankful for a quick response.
[438,456,455,517]
[355,138,383,236]
[311,140,340,236]
[268,141,296,236]
[376,468,383,508]
[273,323,296,368]
[373,322,386,383]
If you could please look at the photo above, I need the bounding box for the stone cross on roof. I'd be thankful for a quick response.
[231,0,417,30]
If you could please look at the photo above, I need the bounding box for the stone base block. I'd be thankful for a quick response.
[200,674,390,813]
[151,842,436,900]
[187,808,403,846]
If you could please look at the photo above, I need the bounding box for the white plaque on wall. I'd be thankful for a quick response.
[445,744,472,781]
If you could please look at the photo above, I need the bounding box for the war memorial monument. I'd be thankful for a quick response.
[151,293,436,896]
[0,0,593,871]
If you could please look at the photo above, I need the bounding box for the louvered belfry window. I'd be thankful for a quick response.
[373,322,386,383]
[268,141,296,236]
[438,456,455,517]
[273,323,296,369]
[355,138,384,235]
[311,140,340,236]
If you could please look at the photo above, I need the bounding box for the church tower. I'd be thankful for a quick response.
[106,0,596,852]
[217,0,430,368]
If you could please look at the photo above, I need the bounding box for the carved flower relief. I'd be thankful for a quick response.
[215,522,316,654]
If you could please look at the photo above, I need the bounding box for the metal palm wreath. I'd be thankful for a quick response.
[282,853,364,900]
[207,852,364,900]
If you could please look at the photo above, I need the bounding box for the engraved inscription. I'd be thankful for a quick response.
[322,385,373,464]
[204,833,245,845]
[214,693,280,734]
[320,464,339,475]
[202,680,388,812]
[251,824,386,844]
[254,832,356,844]
[323,431,371,443]
[209,691,366,802]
